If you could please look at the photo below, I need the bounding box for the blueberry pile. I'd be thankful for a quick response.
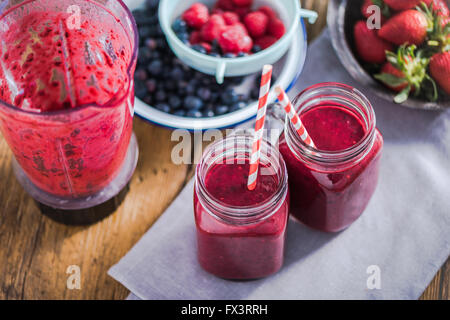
[132,0,274,118]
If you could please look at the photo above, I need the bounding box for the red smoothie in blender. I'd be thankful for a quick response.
[0,0,137,201]
[279,83,383,232]
[194,135,289,280]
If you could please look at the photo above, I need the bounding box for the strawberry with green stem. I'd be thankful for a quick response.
[375,45,438,103]
[419,2,450,52]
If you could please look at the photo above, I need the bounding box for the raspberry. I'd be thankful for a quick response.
[200,42,212,53]
[201,14,226,42]
[232,0,253,6]
[255,35,278,49]
[219,24,253,54]
[223,11,240,25]
[244,11,269,37]
[216,0,235,11]
[212,8,224,15]
[258,6,278,20]
[182,3,210,29]
[189,30,202,44]
[268,18,286,39]
[233,22,249,35]
[234,6,251,19]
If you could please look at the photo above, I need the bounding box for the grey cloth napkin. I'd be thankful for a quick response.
[108,30,450,300]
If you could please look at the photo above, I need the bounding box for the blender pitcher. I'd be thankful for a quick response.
[0,0,139,210]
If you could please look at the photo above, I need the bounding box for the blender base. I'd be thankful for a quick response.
[12,133,139,225]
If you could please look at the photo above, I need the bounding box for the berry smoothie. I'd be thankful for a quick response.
[0,2,137,198]
[194,137,289,280]
[279,84,383,232]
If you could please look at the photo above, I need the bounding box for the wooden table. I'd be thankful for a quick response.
[0,0,448,300]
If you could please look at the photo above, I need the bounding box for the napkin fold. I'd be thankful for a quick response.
[109,30,450,300]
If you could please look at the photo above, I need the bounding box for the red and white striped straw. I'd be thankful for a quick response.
[247,65,273,191]
[275,86,316,148]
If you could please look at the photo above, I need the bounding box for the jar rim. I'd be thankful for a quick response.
[286,82,376,165]
[195,133,289,225]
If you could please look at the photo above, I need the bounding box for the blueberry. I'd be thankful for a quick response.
[147,60,163,76]
[135,82,147,99]
[250,87,260,100]
[156,103,171,113]
[215,105,229,115]
[211,39,220,51]
[145,79,157,93]
[165,81,177,92]
[238,94,248,102]
[146,0,160,11]
[223,53,236,58]
[170,67,184,80]
[191,44,207,54]
[208,52,221,57]
[221,89,239,105]
[231,101,247,111]
[184,96,203,110]
[252,45,262,53]
[177,31,189,43]
[186,80,198,95]
[173,109,186,117]
[135,68,148,81]
[168,96,182,109]
[186,110,203,118]
[197,88,211,101]
[143,95,153,105]
[203,108,216,117]
[155,90,167,102]
[138,26,152,39]
[150,50,160,60]
[237,52,247,57]
[172,18,187,33]
[138,47,152,64]
[145,38,158,50]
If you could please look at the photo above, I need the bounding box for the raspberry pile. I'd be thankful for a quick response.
[173,0,286,57]
[132,0,276,118]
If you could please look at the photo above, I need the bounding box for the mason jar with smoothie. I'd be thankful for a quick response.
[0,0,138,210]
[277,83,384,232]
[194,134,290,280]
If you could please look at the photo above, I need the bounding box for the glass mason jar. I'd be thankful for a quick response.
[278,83,383,232]
[0,0,138,210]
[194,134,290,280]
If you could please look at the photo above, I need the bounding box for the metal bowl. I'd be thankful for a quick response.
[327,0,450,111]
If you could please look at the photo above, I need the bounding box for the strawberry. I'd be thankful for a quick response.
[375,45,438,103]
[378,62,409,91]
[182,3,210,29]
[379,10,430,46]
[423,0,450,17]
[200,14,226,42]
[222,11,240,25]
[353,20,393,64]
[361,0,390,22]
[244,11,269,37]
[429,51,450,94]
[419,2,450,50]
[383,0,422,11]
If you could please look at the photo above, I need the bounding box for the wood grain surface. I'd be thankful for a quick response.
[0,0,448,300]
